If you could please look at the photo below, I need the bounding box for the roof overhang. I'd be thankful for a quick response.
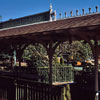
[0,13,100,44]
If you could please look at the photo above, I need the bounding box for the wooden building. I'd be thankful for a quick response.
[0,5,100,100]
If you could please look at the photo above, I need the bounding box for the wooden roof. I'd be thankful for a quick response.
[0,13,100,43]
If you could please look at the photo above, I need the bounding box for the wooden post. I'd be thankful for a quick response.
[17,44,28,67]
[76,34,100,100]
[48,52,53,84]
[18,52,22,67]
[48,42,53,84]
[11,50,16,68]
[13,50,16,67]
[42,41,61,84]
[94,40,99,100]
[88,39,99,100]
[19,59,21,67]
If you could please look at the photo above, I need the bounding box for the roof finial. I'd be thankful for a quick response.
[89,8,91,14]
[54,10,56,21]
[96,6,98,12]
[59,13,62,19]
[49,4,53,21]
[65,12,67,18]
[76,10,78,16]
[50,4,52,11]
[82,9,85,15]
[70,11,73,17]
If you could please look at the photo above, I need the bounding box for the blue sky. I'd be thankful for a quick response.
[0,0,100,21]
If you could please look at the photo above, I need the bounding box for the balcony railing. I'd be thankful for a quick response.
[37,65,74,83]
[9,65,74,83]
[0,65,74,84]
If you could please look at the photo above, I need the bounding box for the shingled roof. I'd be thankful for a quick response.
[0,13,100,38]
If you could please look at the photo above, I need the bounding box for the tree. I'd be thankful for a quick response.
[22,41,92,67]
[55,41,92,62]
[22,44,49,67]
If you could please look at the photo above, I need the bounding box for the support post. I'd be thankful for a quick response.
[11,50,16,68]
[13,50,16,67]
[42,41,61,84]
[48,52,53,84]
[77,34,100,100]
[19,59,21,67]
[17,44,28,67]
[18,52,22,67]
[94,40,99,100]
[88,39,99,100]
[47,42,53,84]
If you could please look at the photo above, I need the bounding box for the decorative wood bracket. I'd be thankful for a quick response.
[41,41,62,84]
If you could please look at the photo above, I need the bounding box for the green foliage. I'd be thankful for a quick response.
[22,44,49,67]
[22,41,92,68]
[55,41,92,62]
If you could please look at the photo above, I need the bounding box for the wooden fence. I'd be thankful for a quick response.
[0,76,62,100]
